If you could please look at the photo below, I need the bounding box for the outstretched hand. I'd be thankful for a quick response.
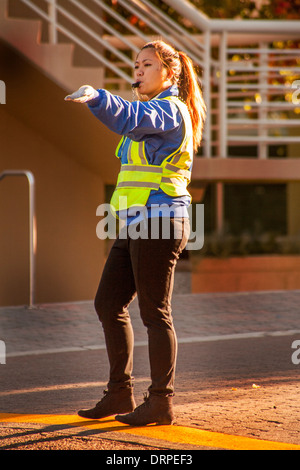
[64,85,99,103]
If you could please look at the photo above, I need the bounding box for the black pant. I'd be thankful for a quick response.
[94,217,190,396]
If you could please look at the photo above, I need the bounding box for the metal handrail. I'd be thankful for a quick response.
[116,0,205,67]
[18,0,212,154]
[20,0,209,81]
[0,171,36,308]
[20,0,134,84]
[137,0,206,53]
[69,0,140,54]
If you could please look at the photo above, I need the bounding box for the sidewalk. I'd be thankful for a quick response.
[1,290,300,356]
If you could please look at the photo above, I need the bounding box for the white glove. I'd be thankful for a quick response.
[64,85,99,103]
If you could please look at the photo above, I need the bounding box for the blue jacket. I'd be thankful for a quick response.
[88,85,192,223]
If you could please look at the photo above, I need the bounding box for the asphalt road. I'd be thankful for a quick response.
[0,334,298,412]
[1,291,300,450]
[1,333,300,449]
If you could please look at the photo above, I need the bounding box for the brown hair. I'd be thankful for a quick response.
[139,40,206,152]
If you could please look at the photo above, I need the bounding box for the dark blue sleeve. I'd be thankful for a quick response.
[87,89,182,141]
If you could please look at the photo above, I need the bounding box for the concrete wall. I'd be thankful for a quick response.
[0,40,120,306]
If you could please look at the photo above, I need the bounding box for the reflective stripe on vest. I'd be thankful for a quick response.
[117,164,162,190]
[110,96,193,215]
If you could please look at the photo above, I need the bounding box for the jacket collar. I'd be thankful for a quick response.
[151,84,179,100]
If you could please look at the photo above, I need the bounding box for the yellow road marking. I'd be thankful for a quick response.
[1,413,299,450]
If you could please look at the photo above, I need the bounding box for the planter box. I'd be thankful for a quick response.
[191,255,300,293]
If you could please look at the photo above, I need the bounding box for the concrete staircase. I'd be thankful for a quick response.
[0,0,103,92]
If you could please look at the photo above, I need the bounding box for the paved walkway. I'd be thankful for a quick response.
[1,290,300,357]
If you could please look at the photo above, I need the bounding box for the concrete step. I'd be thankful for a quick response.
[0,0,104,91]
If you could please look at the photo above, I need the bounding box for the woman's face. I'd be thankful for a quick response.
[133,48,173,100]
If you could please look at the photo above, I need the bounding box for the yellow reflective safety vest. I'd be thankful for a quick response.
[110,96,193,215]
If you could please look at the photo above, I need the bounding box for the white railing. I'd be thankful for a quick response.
[19,0,207,84]
[17,0,300,159]
[218,33,300,159]
[163,0,300,158]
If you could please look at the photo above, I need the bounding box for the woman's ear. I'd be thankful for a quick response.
[166,68,174,82]
[168,68,174,79]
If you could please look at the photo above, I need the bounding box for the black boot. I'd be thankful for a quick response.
[115,393,175,426]
[78,388,136,419]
